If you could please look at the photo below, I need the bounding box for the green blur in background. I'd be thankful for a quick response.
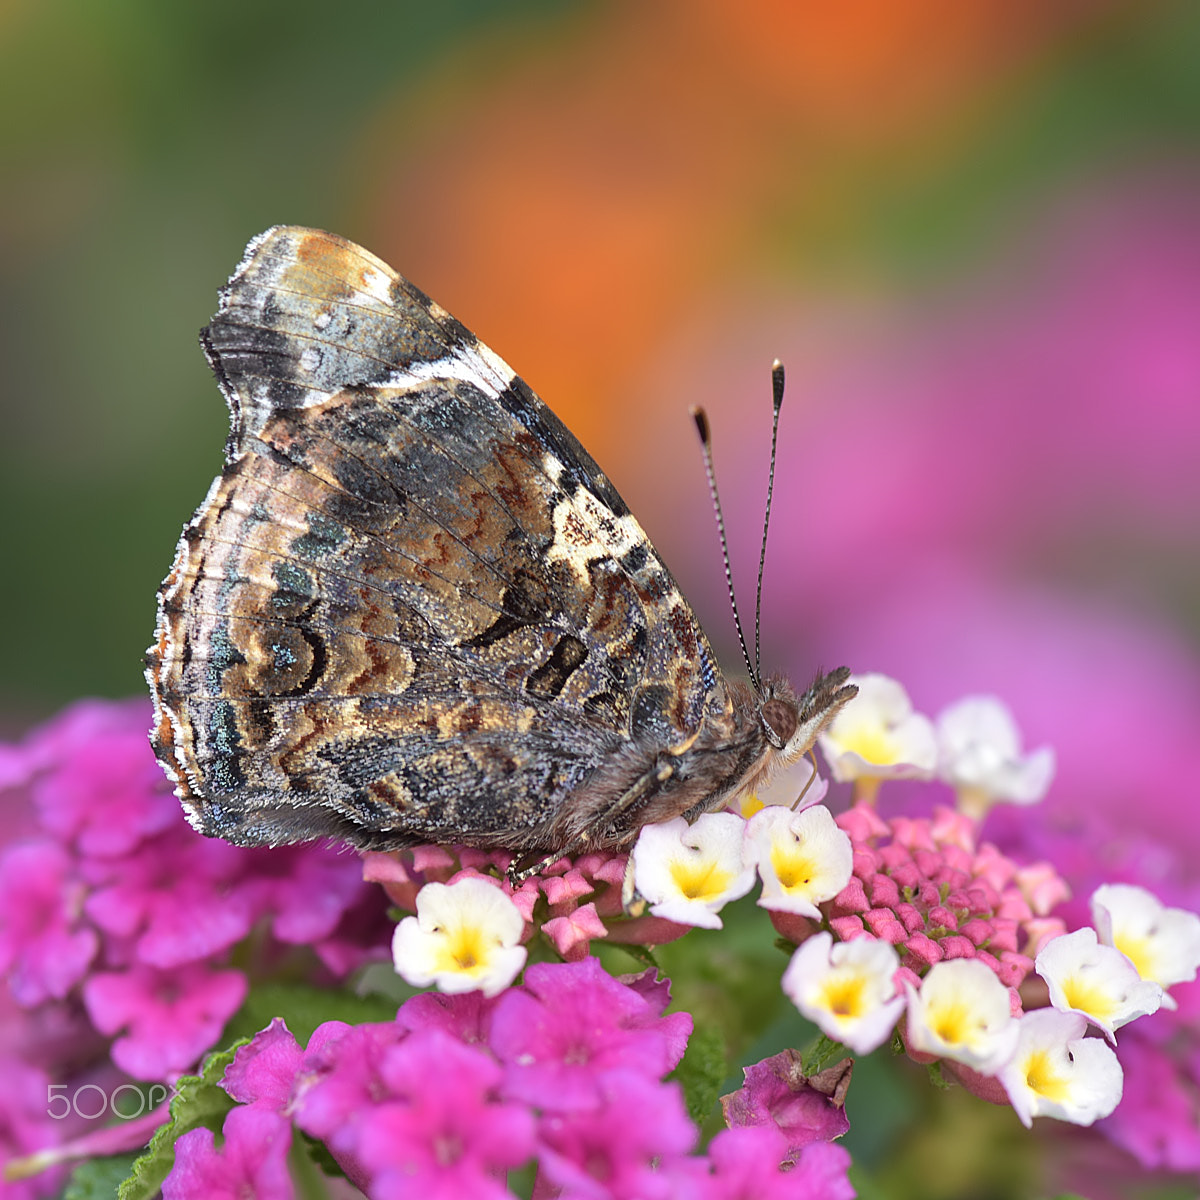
[3,0,1199,716]
[0,0,569,711]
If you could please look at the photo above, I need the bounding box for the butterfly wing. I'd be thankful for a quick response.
[147,226,730,851]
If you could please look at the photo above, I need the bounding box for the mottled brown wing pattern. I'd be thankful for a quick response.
[147,227,737,852]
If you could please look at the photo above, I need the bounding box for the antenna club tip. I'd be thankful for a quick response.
[770,360,785,408]
[690,405,711,444]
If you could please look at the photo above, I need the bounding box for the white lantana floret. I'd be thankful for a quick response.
[782,932,906,1054]
[392,876,527,997]
[632,812,756,929]
[998,1008,1124,1128]
[1091,883,1200,1010]
[1036,927,1162,1041]
[735,754,829,817]
[935,695,1055,818]
[744,804,852,918]
[818,673,936,789]
[905,958,1020,1074]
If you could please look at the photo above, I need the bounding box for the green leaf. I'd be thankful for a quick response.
[669,1022,727,1126]
[295,1131,347,1183]
[925,1060,951,1091]
[801,1034,850,1077]
[61,1153,140,1200]
[116,1040,245,1200]
[595,940,660,975]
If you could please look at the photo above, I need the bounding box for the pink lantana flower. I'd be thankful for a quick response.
[82,962,247,1080]
[81,834,256,968]
[703,1128,856,1200]
[240,843,374,947]
[0,841,97,1006]
[222,1017,303,1110]
[0,1056,69,1200]
[164,1105,294,1200]
[27,701,178,857]
[291,1020,408,1162]
[354,1029,536,1200]
[395,988,499,1046]
[535,1068,696,1199]
[489,957,692,1111]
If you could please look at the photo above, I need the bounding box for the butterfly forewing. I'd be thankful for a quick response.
[148,226,732,852]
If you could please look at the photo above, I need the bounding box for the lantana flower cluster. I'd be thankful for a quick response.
[3,674,1200,1197]
[372,675,1200,1151]
[165,959,852,1200]
[0,700,387,1192]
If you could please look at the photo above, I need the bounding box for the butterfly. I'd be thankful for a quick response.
[146,227,856,875]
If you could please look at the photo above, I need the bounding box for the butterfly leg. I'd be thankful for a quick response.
[505,758,676,886]
[790,748,821,811]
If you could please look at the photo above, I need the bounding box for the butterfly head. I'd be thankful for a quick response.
[758,667,858,764]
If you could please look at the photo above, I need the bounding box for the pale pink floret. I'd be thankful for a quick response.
[542,903,608,961]
[367,843,635,961]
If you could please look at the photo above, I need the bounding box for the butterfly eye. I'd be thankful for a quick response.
[760,698,799,749]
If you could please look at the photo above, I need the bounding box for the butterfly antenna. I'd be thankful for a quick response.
[691,405,757,690]
[754,361,786,686]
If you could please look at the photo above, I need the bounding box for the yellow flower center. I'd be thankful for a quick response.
[819,973,867,1018]
[433,923,489,975]
[1061,974,1116,1020]
[838,725,901,766]
[931,1000,976,1046]
[670,856,733,901]
[741,793,765,818]
[1023,1049,1071,1102]
[1114,932,1155,982]
[771,843,817,892]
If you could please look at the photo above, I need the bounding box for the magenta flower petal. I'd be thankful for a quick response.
[490,958,692,1111]
[0,1056,67,1197]
[222,1018,302,1110]
[0,841,98,1006]
[83,963,247,1080]
[704,1125,803,1200]
[536,1070,695,1200]
[396,989,498,1045]
[238,844,371,945]
[720,1051,851,1154]
[31,704,177,858]
[292,1020,408,1154]
[83,835,255,968]
[355,1030,536,1198]
[786,1140,857,1200]
[164,1106,294,1200]
[1101,1029,1200,1170]
[617,967,674,1015]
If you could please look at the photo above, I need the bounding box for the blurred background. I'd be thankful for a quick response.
[2,1,1199,1195]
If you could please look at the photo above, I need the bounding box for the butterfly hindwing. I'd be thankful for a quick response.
[148,227,730,850]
